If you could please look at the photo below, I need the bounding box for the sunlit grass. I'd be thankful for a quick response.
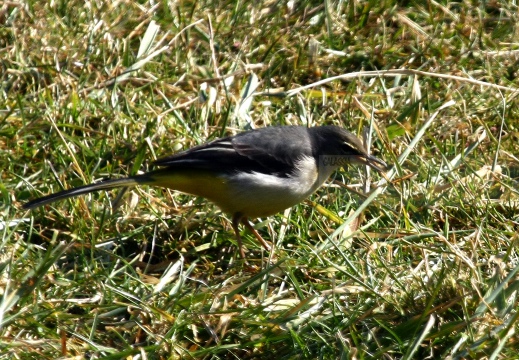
[2,0,519,358]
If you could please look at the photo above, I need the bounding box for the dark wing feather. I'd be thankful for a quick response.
[153,137,236,167]
[231,126,313,176]
[152,126,313,177]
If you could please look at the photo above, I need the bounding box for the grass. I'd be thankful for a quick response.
[2,0,519,358]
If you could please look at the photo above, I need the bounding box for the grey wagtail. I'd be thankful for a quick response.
[23,125,387,258]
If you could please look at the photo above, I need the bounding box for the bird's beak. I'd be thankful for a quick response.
[356,154,388,173]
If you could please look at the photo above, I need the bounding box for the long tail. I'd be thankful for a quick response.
[23,174,154,210]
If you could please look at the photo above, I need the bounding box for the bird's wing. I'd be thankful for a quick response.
[153,137,244,170]
[231,126,313,176]
[153,127,314,176]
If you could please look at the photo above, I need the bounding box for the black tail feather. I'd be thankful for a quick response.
[23,176,147,210]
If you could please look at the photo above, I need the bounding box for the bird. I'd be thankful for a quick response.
[23,125,387,258]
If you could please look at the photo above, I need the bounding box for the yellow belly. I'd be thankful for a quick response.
[149,168,319,218]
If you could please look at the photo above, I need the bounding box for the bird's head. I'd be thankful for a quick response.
[312,126,388,173]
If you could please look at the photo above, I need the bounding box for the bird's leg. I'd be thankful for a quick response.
[231,213,247,259]
[241,217,271,252]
